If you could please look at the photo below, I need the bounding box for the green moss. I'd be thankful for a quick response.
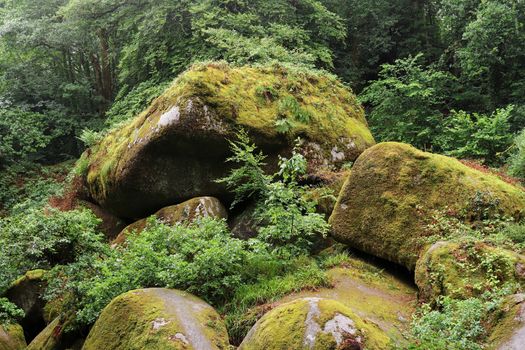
[10,269,46,289]
[0,323,26,350]
[239,297,390,350]
[330,142,525,270]
[83,288,229,350]
[415,241,525,302]
[83,63,375,210]
[486,294,525,349]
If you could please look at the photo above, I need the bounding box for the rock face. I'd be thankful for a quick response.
[81,63,375,218]
[239,297,390,350]
[112,196,228,244]
[487,294,525,350]
[329,142,525,270]
[0,324,26,350]
[415,241,525,302]
[26,316,82,350]
[5,270,47,342]
[82,288,229,350]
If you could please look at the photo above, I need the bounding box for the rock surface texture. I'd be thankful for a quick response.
[112,196,228,244]
[239,297,390,350]
[82,288,229,350]
[81,63,375,218]
[330,142,525,270]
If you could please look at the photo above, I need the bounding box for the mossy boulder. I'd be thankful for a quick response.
[329,142,525,270]
[487,294,525,349]
[239,297,390,350]
[0,324,26,350]
[26,316,82,350]
[415,241,525,302]
[82,288,229,350]
[82,63,375,218]
[5,270,47,341]
[112,196,228,244]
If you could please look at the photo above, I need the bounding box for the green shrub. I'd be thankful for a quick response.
[219,132,330,256]
[0,298,24,325]
[437,106,513,164]
[408,288,509,350]
[0,208,104,294]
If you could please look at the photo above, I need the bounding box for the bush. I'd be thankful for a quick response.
[219,132,330,256]
[0,298,24,325]
[438,106,513,164]
[0,208,104,294]
[409,288,509,350]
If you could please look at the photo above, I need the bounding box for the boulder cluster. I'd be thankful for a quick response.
[3,63,525,349]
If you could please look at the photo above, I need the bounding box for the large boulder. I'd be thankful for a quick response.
[415,241,525,302]
[0,324,25,350]
[82,288,229,350]
[81,63,375,218]
[239,297,390,350]
[4,270,47,342]
[112,196,228,244]
[329,142,525,270]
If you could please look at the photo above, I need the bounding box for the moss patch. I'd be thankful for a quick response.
[0,324,26,350]
[329,142,525,271]
[82,288,229,350]
[415,241,525,303]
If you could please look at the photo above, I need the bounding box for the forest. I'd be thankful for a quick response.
[1,0,525,349]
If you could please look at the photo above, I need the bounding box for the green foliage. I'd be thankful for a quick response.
[408,293,501,350]
[437,107,513,164]
[219,133,330,255]
[0,298,24,325]
[507,128,525,178]
[360,54,455,150]
[0,208,104,294]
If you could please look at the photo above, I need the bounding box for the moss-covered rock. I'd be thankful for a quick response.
[415,241,525,302]
[239,297,390,350]
[487,294,525,350]
[5,270,47,342]
[329,142,525,270]
[82,288,229,350]
[26,315,82,350]
[112,196,228,244]
[83,63,375,218]
[0,324,26,350]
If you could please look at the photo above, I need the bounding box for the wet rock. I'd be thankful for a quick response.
[82,288,229,350]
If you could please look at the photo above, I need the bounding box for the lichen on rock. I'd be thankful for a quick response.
[239,297,390,349]
[329,142,525,271]
[82,288,229,350]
